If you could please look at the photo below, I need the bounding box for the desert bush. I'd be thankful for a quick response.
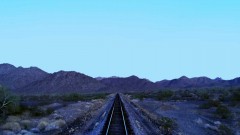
[215,105,231,119]
[20,93,108,104]
[60,93,108,101]
[155,90,173,100]
[130,98,176,134]
[180,90,192,97]
[85,93,108,100]
[28,107,53,117]
[157,117,176,134]
[218,124,233,135]
[0,87,20,119]
[199,100,221,109]
[15,105,54,117]
[199,92,210,100]
[231,89,240,102]
[218,94,227,102]
[131,92,148,100]
[61,93,84,102]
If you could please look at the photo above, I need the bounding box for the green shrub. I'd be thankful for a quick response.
[157,117,176,135]
[131,93,148,100]
[218,94,227,102]
[218,124,233,135]
[216,105,231,119]
[61,93,84,102]
[58,93,108,102]
[28,107,42,116]
[7,103,21,115]
[0,87,20,119]
[199,100,221,109]
[231,89,240,102]
[27,107,54,117]
[180,90,192,98]
[155,90,173,100]
[199,92,210,100]
[86,93,108,100]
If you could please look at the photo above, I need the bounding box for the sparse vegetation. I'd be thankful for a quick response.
[215,105,231,119]
[199,100,221,109]
[128,88,234,103]
[232,90,240,101]
[59,93,108,101]
[218,124,233,135]
[0,87,20,121]
[198,92,210,100]
[129,97,176,134]
[155,90,173,100]
[199,99,232,119]
[128,90,174,101]
[20,105,54,117]
[61,93,85,102]
[128,88,239,134]
[157,117,176,135]
[0,92,108,123]
[131,92,148,100]
[21,93,108,103]
[230,89,240,105]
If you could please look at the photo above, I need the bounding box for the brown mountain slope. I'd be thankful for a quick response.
[99,75,157,92]
[0,64,49,89]
[17,71,109,95]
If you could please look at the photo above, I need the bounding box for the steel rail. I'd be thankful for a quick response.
[103,94,130,135]
[105,104,115,135]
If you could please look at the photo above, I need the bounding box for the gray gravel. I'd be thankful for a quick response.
[135,99,218,135]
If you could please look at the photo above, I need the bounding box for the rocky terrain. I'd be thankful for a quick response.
[0,89,239,135]
[99,75,156,92]
[0,64,48,90]
[0,97,107,135]
[134,99,216,135]
[17,71,109,95]
[128,89,240,135]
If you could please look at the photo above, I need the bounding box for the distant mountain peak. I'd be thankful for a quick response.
[95,77,105,80]
[0,63,16,75]
[54,70,76,74]
[0,63,15,67]
[95,76,120,80]
[109,76,120,79]
[128,75,139,79]
[29,66,41,69]
[179,76,189,79]
[0,64,49,89]
[215,77,223,81]
[51,71,88,79]
[19,70,107,95]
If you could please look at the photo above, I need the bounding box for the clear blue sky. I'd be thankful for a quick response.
[0,0,239,81]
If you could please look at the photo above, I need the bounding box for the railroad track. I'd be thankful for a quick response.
[101,94,134,135]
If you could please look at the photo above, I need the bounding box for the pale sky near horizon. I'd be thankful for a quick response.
[0,0,239,81]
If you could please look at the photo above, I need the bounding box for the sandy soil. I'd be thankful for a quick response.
[134,98,224,135]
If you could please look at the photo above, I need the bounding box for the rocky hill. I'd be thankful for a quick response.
[156,76,215,88]
[1,63,240,95]
[17,71,109,95]
[99,75,157,92]
[155,76,240,89]
[0,64,49,89]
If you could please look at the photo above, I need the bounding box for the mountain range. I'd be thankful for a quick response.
[0,64,48,90]
[0,63,239,95]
